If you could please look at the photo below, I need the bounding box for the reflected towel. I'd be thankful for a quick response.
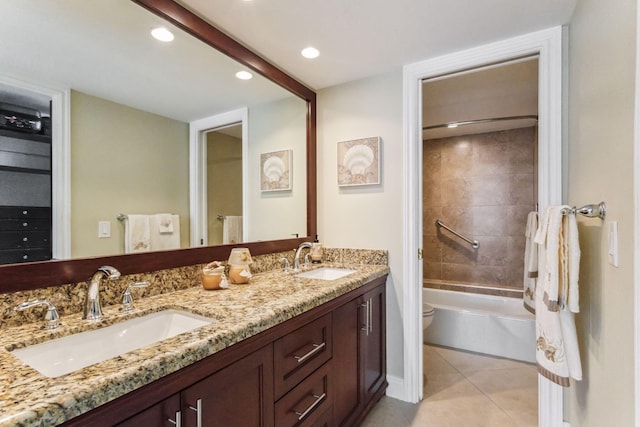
[150,214,180,250]
[223,216,243,244]
[156,213,174,234]
[125,215,151,253]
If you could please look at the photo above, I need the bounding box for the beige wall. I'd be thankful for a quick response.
[247,96,307,241]
[423,127,536,289]
[207,131,243,245]
[70,91,190,257]
[567,0,636,424]
[318,70,405,379]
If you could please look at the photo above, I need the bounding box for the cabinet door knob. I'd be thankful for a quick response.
[167,410,181,427]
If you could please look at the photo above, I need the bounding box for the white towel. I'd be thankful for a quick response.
[523,211,538,314]
[223,216,243,244]
[125,215,151,253]
[156,213,174,234]
[534,206,582,386]
[149,214,181,250]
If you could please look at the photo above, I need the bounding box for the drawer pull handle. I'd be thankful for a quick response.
[188,398,202,427]
[168,410,181,427]
[294,342,325,364]
[294,392,326,421]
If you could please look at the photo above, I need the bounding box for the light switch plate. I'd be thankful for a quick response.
[98,221,111,238]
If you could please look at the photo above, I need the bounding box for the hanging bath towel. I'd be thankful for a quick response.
[533,206,582,386]
[150,214,181,250]
[523,211,538,314]
[223,216,243,244]
[124,215,151,253]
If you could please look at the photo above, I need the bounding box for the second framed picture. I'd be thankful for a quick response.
[337,137,381,187]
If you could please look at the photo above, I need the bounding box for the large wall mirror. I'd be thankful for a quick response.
[0,0,316,292]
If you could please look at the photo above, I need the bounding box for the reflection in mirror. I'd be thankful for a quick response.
[0,0,308,264]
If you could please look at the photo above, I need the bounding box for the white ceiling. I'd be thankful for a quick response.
[181,0,577,90]
[0,0,576,122]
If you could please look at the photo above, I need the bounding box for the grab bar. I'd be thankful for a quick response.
[435,219,479,249]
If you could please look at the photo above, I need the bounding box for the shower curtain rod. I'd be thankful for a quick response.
[422,115,538,131]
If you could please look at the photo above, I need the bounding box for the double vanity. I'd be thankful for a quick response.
[0,258,389,426]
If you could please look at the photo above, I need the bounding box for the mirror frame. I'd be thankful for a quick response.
[0,0,316,294]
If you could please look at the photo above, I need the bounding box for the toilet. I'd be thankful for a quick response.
[423,302,435,330]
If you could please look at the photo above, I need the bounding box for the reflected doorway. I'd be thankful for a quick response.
[206,123,243,245]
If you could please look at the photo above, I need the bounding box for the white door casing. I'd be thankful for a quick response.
[189,108,248,247]
[402,26,564,426]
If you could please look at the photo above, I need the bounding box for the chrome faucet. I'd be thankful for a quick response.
[293,242,313,271]
[84,265,121,320]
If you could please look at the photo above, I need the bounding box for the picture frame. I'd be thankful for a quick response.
[260,149,292,191]
[337,137,381,186]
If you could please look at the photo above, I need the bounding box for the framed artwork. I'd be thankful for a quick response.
[260,149,292,191]
[337,137,381,186]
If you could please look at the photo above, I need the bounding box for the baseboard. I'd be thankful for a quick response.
[384,374,407,401]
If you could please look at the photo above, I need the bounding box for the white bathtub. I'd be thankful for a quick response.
[423,287,535,363]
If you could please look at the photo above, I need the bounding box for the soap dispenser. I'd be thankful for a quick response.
[310,235,323,264]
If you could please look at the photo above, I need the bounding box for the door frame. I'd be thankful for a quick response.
[189,108,248,247]
[0,74,70,260]
[402,27,565,425]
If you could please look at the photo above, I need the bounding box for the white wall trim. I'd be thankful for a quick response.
[0,74,70,260]
[385,374,405,400]
[633,1,640,425]
[189,108,248,247]
[402,26,565,424]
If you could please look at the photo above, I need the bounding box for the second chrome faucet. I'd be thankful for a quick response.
[84,265,121,320]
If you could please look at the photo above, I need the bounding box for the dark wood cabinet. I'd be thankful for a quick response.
[117,346,273,427]
[332,284,387,426]
[64,275,387,427]
[182,345,274,427]
[116,394,180,427]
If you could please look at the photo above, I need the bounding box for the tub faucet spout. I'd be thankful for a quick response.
[84,265,120,320]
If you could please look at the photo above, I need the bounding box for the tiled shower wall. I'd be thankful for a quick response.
[422,127,536,289]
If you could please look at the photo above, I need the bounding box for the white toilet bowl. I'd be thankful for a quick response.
[423,302,435,330]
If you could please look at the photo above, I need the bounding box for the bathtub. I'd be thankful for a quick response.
[423,287,535,363]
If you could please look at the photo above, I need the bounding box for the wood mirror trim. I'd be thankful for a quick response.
[0,0,317,294]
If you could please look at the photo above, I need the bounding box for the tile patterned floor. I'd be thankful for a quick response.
[361,345,538,427]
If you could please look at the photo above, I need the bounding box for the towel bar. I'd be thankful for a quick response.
[560,202,606,220]
[117,213,177,221]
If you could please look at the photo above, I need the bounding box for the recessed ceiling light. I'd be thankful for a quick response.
[301,47,320,59]
[151,27,174,42]
[235,71,253,80]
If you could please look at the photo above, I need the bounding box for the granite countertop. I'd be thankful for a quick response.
[0,263,389,426]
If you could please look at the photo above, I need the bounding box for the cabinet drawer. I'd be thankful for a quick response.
[0,248,51,263]
[0,218,50,231]
[0,230,49,249]
[275,362,332,427]
[0,206,51,218]
[274,313,332,398]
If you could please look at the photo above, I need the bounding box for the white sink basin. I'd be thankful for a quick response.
[295,267,357,281]
[10,309,213,378]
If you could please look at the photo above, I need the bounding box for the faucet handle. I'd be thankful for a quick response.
[279,257,290,273]
[304,253,311,269]
[121,282,150,312]
[15,299,60,330]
